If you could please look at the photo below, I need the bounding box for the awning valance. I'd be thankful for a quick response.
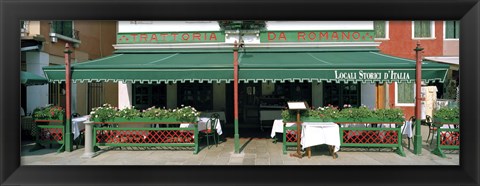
[43,52,234,83]
[238,51,450,83]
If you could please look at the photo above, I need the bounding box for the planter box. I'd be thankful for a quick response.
[34,114,64,122]
[91,117,195,123]
[335,118,404,123]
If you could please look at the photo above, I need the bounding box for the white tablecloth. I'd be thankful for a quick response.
[301,122,341,152]
[180,117,223,135]
[72,115,90,140]
[270,119,296,138]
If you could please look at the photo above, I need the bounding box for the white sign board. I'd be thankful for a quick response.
[287,102,308,110]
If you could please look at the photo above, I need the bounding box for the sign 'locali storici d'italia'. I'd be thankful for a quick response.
[334,70,412,82]
[260,31,375,42]
[117,31,226,44]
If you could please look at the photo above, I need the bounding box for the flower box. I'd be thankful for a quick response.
[91,117,195,123]
[33,113,64,122]
[334,117,404,123]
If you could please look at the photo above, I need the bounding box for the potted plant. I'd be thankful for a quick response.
[32,104,65,121]
[433,107,459,124]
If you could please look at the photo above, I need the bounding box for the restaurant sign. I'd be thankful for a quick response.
[334,70,412,81]
[260,30,375,42]
[117,31,225,44]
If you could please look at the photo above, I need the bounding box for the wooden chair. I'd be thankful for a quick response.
[200,113,220,149]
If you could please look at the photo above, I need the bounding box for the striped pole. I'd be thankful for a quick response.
[413,42,424,155]
[233,41,240,153]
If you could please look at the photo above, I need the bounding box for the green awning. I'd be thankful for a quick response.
[21,71,49,86]
[239,51,450,83]
[43,52,234,83]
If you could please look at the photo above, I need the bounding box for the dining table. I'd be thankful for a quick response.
[72,115,90,140]
[301,122,340,158]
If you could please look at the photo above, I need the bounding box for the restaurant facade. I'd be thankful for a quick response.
[42,21,450,142]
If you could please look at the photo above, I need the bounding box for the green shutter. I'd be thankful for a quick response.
[398,82,414,104]
[445,21,455,39]
[374,21,386,38]
[454,21,460,39]
[63,21,73,38]
[414,21,431,38]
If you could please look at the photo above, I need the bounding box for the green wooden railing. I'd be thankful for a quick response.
[282,119,405,157]
[92,121,199,154]
[431,122,460,158]
[30,119,65,153]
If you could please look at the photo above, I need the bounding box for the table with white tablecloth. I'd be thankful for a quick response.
[270,119,296,138]
[72,115,90,140]
[301,122,341,154]
[180,117,223,135]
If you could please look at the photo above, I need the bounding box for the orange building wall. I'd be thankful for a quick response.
[377,21,444,119]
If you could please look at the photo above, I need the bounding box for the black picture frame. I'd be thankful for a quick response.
[1,0,479,185]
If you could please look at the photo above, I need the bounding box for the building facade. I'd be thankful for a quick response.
[373,20,459,119]
[21,20,117,115]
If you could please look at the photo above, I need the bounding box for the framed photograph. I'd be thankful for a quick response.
[1,0,479,185]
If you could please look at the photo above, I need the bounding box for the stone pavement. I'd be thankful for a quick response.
[21,125,459,165]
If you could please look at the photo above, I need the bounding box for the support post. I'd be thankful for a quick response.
[233,41,240,153]
[64,43,73,152]
[413,42,424,155]
[81,121,96,158]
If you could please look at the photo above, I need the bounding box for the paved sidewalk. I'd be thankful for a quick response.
[21,125,459,165]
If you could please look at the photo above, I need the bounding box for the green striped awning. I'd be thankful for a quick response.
[43,52,234,83]
[21,71,49,86]
[239,51,450,83]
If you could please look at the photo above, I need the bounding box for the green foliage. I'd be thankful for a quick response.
[307,105,340,119]
[434,107,459,121]
[172,105,200,122]
[373,108,405,121]
[281,109,308,122]
[338,105,374,119]
[90,104,201,122]
[117,106,142,119]
[141,106,173,119]
[90,103,118,122]
[33,104,64,120]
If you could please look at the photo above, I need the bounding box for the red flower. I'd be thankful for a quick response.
[50,111,55,116]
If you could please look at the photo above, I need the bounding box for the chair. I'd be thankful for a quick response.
[423,115,436,145]
[200,113,220,149]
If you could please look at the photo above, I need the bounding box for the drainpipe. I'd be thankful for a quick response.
[233,41,240,153]
[64,43,73,152]
[413,42,424,155]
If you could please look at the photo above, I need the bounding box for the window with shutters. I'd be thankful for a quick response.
[412,21,435,39]
[51,21,73,38]
[445,20,460,39]
[87,82,104,113]
[374,21,389,39]
[395,82,415,106]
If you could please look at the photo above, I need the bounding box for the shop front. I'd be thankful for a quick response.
[42,21,450,153]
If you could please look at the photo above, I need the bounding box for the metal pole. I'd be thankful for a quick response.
[233,41,240,153]
[64,43,73,152]
[413,42,424,155]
